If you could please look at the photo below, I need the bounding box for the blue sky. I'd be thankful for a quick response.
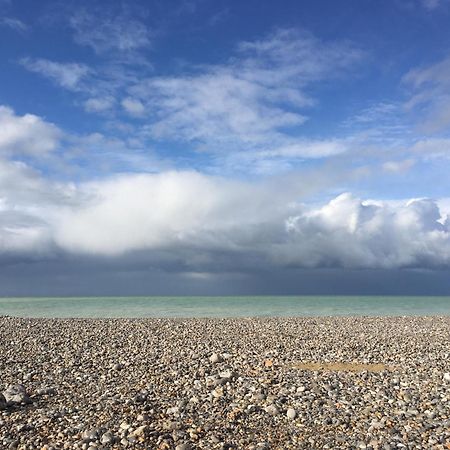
[1,0,450,295]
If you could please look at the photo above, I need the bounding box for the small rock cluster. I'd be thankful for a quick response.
[0,316,449,449]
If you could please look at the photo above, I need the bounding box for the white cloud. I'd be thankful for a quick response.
[84,97,115,113]
[17,28,364,173]
[121,97,145,116]
[382,159,415,173]
[283,193,450,269]
[410,137,450,158]
[0,17,28,33]
[0,106,62,156]
[21,58,91,90]
[70,10,151,54]
[211,138,350,176]
[131,29,362,156]
[1,166,449,270]
[258,140,347,159]
[403,56,450,133]
[50,172,450,270]
[0,158,75,254]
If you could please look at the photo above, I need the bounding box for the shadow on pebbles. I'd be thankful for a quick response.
[1,316,450,449]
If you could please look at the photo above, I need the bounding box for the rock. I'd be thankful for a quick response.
[1,315,450,449]
[210,353,222,364]
[132,425,147,437]
[265,404,279,416]
[166,406,180,415]
[286,408,297,419]
[175,444,191,450]
[443,372,450,382]
[100,431,115,445]
[219,369,233,379]
[120,422,131,430]
[212,388,224,398]
[113,363,123,371]
[36,387,56,396]
[82,429,100,442]
[0,393,6,410]
[2,384,31,405]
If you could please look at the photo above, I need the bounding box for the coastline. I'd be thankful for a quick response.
[1,316,449,449]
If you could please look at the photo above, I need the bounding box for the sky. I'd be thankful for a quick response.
[1,0,450,296]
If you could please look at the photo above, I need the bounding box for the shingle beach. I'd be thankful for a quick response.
[1,316,449,449]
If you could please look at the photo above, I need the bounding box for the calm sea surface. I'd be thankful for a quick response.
[0,296,450,318]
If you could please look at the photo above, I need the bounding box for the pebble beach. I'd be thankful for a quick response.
[1,316,449,450]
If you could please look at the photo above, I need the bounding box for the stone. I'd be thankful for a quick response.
[0,393,6,410]
[286,408,297,419]
[2,384,31,405]
[82,429,100,442]
[132,425,147,437]
[166,406,180,415]
[210,353,222,364]
[443,372,450,382]
[100,432,115,445]
[175,444,191,450]
[219,369,233,379]
[265,404,279,416]
[120,422,131,430]
[36,387,56,396]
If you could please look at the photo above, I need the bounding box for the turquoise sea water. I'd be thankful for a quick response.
[0,296,450,318]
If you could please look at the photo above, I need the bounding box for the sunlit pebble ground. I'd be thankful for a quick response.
[0,317,450,450]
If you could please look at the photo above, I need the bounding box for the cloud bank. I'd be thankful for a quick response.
[1,167,449,273]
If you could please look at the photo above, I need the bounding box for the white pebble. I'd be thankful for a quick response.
[286,408,297,419]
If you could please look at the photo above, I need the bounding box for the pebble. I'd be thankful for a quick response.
[0,393,6,410]
[286,408,297,419]
[2,384,31,405]
[132,425,147,437]
[175,444,191,450]
[264,404,279,416]
[100,431,115,445]
[210,353,223,364]
[0,316,449,449]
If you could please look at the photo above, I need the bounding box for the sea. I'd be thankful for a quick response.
[0,296,450,318]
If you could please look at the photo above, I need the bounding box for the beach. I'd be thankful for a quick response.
[1,316,449,449]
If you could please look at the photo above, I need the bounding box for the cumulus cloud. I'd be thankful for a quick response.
[21,58,91,90]
[1,167,448,271]
[0,106,62,156]
[284,193,450,269]
[54,175,450,270]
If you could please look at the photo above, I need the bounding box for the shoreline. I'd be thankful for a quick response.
[1,317,449,449]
